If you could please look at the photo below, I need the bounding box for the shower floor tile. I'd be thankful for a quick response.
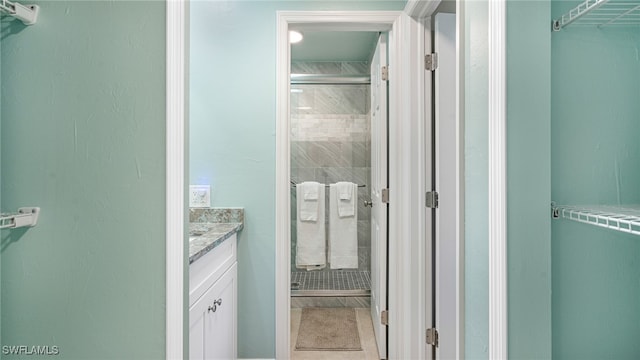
[291,270,371,291]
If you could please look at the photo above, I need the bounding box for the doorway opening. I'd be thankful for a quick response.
[276,10,433,359]
[288,30,387,359]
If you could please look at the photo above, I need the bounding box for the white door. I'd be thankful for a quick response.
[370,33,388,359]
[434,12,459,360]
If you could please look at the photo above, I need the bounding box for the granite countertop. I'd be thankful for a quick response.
[188,208,244,265]
[189,222,243,264]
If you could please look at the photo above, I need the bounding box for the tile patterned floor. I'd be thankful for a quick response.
[291,271,371,291]
[290,308,381,360]
[291,296,370,308]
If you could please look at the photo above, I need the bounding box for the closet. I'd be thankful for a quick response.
[551,0,640,358]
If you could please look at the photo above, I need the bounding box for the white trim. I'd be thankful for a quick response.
[488,0,508,358]
[275,12,291,359]
[166,0,186,359]
[456,0,466,358]
[275,11,426,359]
[406,2,465,358]
[404,0,442,19]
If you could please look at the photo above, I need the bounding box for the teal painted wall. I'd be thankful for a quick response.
[0,27,2,354]
[551,1,640,356]
[506,1,552,359]
[1,2,166,359]
[189,1,405,357]
[464,1,552,357]
[464,1,489,358]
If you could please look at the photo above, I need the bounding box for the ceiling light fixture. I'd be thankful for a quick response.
[289,30,303,44]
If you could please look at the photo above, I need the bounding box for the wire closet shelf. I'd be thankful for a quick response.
[553,0,640,31]
[552,204,640,235]
[0,0,38,25]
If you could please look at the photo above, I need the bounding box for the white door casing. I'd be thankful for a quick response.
[422,17,435,360]
[370,32,389,359]
[275,11,429,359]
[166,0,186,358]
[488,0,508,357]
[166,0,514,357]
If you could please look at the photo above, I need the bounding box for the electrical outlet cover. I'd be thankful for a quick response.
[189,185,211,208]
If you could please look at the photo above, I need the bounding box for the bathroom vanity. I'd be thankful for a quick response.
[188,209,243,360]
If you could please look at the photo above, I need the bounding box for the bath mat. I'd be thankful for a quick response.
[295,307,362,351]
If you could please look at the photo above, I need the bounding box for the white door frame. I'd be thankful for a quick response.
[487,0,508,357]
[407,1,466,358]
[166,0,186,359]
[406,0,508,358]
[275,11,429,359]
[164,0,508,358]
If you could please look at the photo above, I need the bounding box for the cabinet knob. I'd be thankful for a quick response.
[208,298,223,313]
[364,200,373,207]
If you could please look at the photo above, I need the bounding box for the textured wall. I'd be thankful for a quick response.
[189,1,406,357]
[0,24,2,349]
[465,2,552,357]
[551,4,640,356]
[506,0,552,358]
[1,1,166,359]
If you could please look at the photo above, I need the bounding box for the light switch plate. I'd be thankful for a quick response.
[189,185,211,208]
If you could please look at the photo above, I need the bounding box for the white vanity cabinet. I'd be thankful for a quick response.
[189,233,237,360]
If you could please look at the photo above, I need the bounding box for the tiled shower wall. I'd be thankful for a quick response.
[290,61,371,274]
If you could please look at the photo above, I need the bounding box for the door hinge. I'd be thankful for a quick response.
[426,328,439,347]
[426,191,439,208]
[381,66,388,81]
[425,53,438,71]
[381,188,389,204]
[381,310,389,326]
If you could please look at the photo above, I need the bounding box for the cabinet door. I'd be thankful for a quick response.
[189,263,237,360]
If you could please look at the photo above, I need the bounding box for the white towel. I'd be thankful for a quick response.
[303,182,319,200]
[296,183,326,269]
[298,182,320,221]
[329,183,358,269]
[336,182,357,218]
[337,181,353,200]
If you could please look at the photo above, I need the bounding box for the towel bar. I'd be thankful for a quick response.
[290,180,365,188]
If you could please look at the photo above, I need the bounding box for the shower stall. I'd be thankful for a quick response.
[290,61,372,306]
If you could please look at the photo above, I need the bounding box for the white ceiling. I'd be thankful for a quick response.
[290,31,379,62]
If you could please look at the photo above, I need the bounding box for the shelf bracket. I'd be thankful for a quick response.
[0,207,41,230]
[552,0,608,31]
[0,0,39,25]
